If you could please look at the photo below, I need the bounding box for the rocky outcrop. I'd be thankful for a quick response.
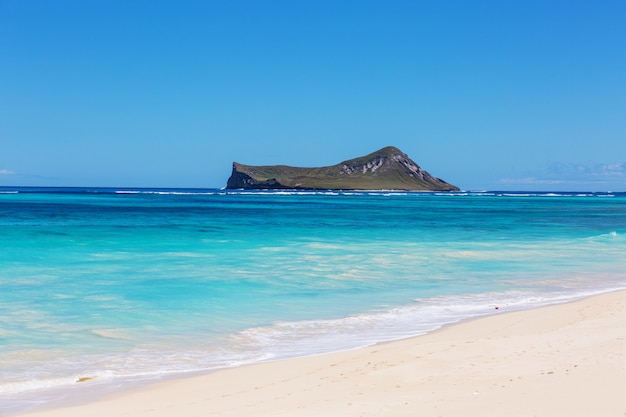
[226,169,293,189]
[226,146,459,191]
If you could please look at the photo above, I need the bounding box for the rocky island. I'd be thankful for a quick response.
[226,146,459,191]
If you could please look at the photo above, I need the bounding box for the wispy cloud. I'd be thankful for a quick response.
[498,177,566,186]
[547,162,626,179]
[498,161,626,189]
[595,163,626,177]
[0,169,15,175]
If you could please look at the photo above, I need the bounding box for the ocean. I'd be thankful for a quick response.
[1,187,626,413]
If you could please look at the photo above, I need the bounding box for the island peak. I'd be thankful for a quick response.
[226,146,459,191]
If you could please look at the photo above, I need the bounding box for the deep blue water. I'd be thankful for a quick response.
[1,187,625,413]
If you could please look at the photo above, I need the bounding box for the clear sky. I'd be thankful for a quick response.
[2,1,625,191]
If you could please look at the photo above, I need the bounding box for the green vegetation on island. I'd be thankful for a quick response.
[226,146,459,191]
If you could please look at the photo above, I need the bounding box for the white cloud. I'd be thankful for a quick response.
[0,169,15,175]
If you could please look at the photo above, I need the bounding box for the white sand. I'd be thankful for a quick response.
[17,290,626,417]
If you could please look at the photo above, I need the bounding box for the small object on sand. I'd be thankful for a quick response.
[76,376,93,383]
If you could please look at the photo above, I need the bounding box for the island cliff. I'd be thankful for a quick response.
[226,146,459,191]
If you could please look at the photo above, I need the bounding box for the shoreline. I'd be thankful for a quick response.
[14,289,626,417]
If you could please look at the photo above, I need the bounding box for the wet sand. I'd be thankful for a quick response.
[18,290,626,417]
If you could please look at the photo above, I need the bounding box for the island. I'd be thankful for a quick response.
[226,146,459,191]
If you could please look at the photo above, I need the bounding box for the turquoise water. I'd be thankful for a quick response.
[2,188,626,413]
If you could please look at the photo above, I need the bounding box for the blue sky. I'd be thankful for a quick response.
[1,0,625,191]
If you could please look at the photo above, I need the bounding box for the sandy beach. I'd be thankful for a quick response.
[17,290,626,417]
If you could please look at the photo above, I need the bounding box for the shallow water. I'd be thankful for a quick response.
[1,188,625,413]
